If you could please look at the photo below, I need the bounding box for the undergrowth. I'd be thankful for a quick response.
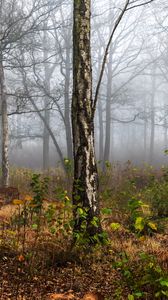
[0,163,167,299]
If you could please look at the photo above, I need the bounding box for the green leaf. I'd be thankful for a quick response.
[50,227,56,234]
[124,270,131,278]
[134,292,143,297]
[159,279,168,287]
[69,220,75,228]
[128,295,134,300]
[101,208,112,215]
[155,266,162,273]
[91,217,99,227]
[74,195,80,201]
[155,291,161,298]
[110,222,121,231]
[105,160,111,168]
[148,222,157,231]
[77,207,84,215]
[135,217,145,232]
[32,223,38,230]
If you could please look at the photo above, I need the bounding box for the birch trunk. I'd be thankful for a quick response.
[72,0,102,239]
[0,55,9,187]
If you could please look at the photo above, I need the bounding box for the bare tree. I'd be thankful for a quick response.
[0,0,61,184]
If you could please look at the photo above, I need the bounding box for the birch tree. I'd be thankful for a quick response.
[0,52,9,186]
[72,0,102,240]
[72,0,154,242]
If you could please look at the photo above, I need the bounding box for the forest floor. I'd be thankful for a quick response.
[0,164,168,300]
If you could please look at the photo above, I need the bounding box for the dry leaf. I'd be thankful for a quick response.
[82,292,104,300]
[18,254,25,262]
[49,293,75,300]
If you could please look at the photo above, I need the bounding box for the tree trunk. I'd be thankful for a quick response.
[64,45,73,160]
[43,102,50,169]
[103,48,112,172]
[43,79,50,170]
[98,97,104,164]
[164,102,168,150]
[21,71,66,172]
[42,74,50,170]
[43,30,50,170]
[102,0,114,171]
[143,101,147,161]
[72,0,102,240]
[149,67,156,164]
[97,48,104,168]
[0,56,9,187]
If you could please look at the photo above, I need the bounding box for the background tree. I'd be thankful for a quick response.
[0,0,61,185]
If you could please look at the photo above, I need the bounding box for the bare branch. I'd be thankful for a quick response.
[126,0,154,11]
[93,0,130,116]
[112,112,143,123]
[93,0,154,116]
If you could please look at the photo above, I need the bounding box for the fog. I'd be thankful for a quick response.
[1,0,168,169]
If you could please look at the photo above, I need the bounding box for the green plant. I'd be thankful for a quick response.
[71,204,110,248]
[113,251,168,299]
[138,252,168,298]
[142,179,168,217]
[64,158,73,174]
[30,174,49,214]
[113,252,144,299]
[128,197,157,236]
[114,287,123,299]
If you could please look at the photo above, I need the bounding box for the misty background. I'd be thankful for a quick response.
[1,0,168,169]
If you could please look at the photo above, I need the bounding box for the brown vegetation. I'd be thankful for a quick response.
[0,165,168,299]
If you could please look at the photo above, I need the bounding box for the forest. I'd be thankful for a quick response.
[0,0,168,299]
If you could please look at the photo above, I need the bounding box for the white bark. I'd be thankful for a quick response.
[0,56,9,187]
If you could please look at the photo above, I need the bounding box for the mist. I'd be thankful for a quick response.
[1,0,168,170]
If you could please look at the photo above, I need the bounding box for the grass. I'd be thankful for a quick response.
[0,163,168,299]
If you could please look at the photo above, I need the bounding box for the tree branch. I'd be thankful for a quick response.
[126,0,154,10]
[93,0,155,117]
[93,0,130,117]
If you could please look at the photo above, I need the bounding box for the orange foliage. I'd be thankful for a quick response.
[49,293,75,300]
[83,292,104,300]
[48,292,104,300]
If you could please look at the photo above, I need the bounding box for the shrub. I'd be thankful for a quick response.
[141,180,168,217]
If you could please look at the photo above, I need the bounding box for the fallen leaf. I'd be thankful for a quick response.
[49,293,75,300]
[82,292,104,300]
[18,255,25,262]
